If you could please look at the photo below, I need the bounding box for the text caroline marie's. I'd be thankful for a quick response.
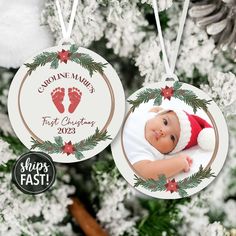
[38,72,95,94]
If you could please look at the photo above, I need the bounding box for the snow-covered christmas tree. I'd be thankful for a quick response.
[0,0,236,235]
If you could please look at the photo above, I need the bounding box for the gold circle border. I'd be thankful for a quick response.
[121,103,219,178]
[18,69,115,145]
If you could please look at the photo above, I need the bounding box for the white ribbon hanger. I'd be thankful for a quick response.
[152,0,190,81]
[55,0,79,44]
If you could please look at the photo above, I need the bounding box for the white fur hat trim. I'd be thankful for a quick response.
[170,110,192,154]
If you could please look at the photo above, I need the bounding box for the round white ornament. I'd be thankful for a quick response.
[8,44,125,163]
[111,81,229,199]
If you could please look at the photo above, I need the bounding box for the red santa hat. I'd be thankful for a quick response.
[169,110,215,153]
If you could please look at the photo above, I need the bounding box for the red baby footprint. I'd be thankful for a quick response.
[51,87,65,113]
[68,87,82,113]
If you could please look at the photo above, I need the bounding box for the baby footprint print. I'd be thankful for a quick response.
[68,87,82,113]
[51,87,65,113]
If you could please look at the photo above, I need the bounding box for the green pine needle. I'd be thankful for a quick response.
[74,128,111,153]
[173,81,182,90]
[25,52,57,75]
[174,89,211,113]
[70,53,107,77]
[54,136,63,146]
[30,128,111,160]
[31,137,62,154]
[128,88,162,111]
[24,44,107,77]
[133,165,215,197]
[0,135,26,155]
[50,59,59,69]
[69,44,79,53]
[0,159,16,173]
[178,165,216,190]
[128,81,211,113]
[134,174,166,192]
[74,151,84,160]
[178,188,188,198]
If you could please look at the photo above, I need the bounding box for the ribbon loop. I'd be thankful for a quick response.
[55,0,79,41]
[161,73,179,82]
[152,0,190,78]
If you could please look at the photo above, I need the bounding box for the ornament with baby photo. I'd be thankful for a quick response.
[111,81,229,198]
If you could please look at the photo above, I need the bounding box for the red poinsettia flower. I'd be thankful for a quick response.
[57,49,70,63]
[161,86,174,100]
[165,179,179,193]
[62,141,76,155]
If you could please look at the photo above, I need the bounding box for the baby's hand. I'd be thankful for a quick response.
[184,156,193,172]
[178,154,192,172]
[186,156,193,166]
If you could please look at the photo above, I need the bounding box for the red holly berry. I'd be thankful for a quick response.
[165,179,179,193]
[62,141,76,155]
[57,49,70,63]
[161,86,174,100]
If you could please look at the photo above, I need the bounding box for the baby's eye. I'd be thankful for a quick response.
[163,118,168,126]
[170,135,175,143]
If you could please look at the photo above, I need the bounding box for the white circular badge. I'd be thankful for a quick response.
[8,44,125,163]
[111,81,229,199]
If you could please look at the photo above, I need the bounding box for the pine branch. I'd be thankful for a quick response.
[50,59,59,69]
[70,53,107,77]
[128,81,211,113]
[178,165,215,189]
[173,81,182,90]
[128,88,162,111]
[134,175,166,191]
[174,89,211,113]
[75,151,84,160]
[69,44,107,76]
[178,188,188,198]
[24,44,106,77]
[74,128,111,152]
[0,134,26,155]
[70,44,79,54]
[137,197,181,236]
[133,165,215,197]
[25,52,57,75]
[54,136,63,146]
[0,160,16,173]
[30,128,111,160]
[31,137,62,154]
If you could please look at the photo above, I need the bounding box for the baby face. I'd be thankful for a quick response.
[145,111,180,154]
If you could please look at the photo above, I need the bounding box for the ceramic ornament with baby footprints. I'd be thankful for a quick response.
[8,43,125,163]
[8,0,125,163]
[111,0,229,199]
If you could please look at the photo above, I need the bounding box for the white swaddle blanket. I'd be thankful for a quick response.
[123,107,164,165]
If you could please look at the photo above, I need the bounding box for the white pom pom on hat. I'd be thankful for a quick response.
[168,109,216,153]
[197,127,215,152]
